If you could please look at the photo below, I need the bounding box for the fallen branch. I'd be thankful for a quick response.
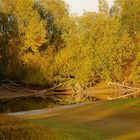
[108,82,139,90]
[108,90,140,100]
[108,82,140,100]
[0,80,62,101]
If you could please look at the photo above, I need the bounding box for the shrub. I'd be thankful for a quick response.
[22,53,54,86]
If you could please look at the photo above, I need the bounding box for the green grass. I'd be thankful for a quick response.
[23,98,140,140]
[29,119,104,140]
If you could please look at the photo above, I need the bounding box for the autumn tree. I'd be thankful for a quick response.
[37,0,70,51]
[0,10,19,79]
[53,13,94,87]
[0,0,46,80]
[0,0,139,88]
[93,15,134,82]
[116,0,140,34]
[98,0,109,16]
[116,0,140,82]
[32,0,75,86]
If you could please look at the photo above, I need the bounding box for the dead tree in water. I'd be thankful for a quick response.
[108,82,140,100]
[0,80,62,102]
[71,83,90,102]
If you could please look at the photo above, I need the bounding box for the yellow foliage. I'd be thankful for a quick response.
[22,53,54,85]
[1,0,46,53]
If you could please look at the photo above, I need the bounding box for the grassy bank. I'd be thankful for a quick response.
[1,98,140,139]
[24,98,140,140]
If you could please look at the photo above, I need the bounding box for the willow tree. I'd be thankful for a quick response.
[92,14,135,82]
[0,12,18,77]
[0,0,46,79]
[116,0,140,34]
[0,8,19,78]
[32,0,75,86]
[116,0,140,82]
[77,12,135,83]
[38,0,70,51]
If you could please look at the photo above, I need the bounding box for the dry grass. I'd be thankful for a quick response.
[0,115,54,140]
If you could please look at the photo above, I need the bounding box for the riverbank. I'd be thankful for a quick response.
[6,98,140,140]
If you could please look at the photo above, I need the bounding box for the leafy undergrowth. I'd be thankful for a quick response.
[0,115,54,140]
[24,98,140,140]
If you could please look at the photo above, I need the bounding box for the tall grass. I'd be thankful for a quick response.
[0,115,55,140]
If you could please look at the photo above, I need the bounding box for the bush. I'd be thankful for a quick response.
[22,53,54,86]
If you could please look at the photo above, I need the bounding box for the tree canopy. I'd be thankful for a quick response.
[0,0,139,87]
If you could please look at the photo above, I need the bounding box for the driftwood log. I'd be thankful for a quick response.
[108,82,140,100]
[0,80,63,102]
